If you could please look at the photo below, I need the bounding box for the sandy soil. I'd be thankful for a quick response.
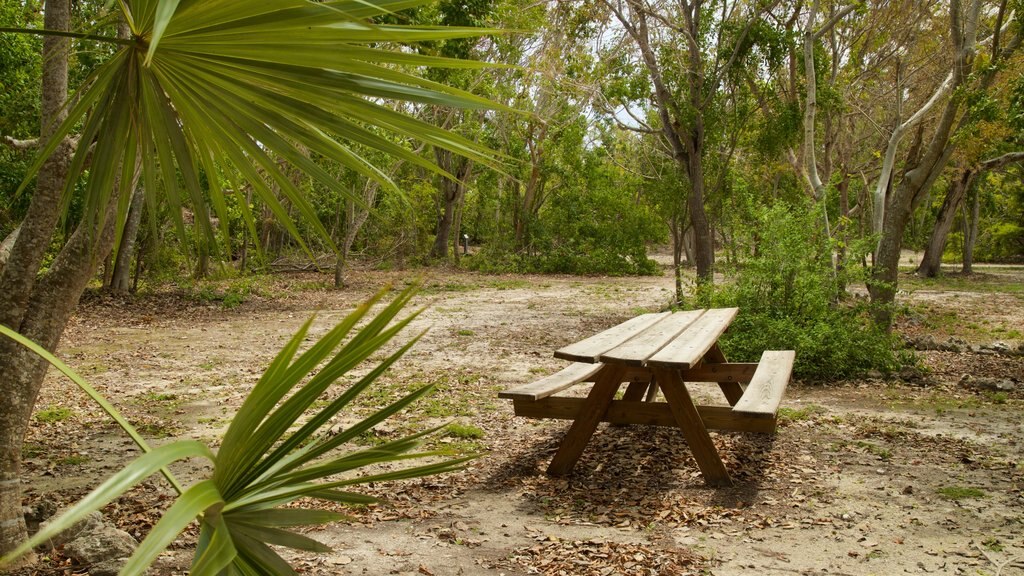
[18,263,1024,576]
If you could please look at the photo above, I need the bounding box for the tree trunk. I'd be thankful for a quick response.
[918,169,973,277]
[962,182,981,273]
[869,0,984,328]
[0,0,72,560]
[430,149,472,260]
[109,182,146,293]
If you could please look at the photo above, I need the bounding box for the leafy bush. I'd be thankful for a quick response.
[712,202,905,381]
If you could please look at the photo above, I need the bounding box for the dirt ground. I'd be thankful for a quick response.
[18,261,1024,576]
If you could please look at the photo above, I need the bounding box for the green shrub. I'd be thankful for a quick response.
[712,202,905,381]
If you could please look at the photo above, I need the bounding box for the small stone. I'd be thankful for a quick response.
[902,485,914,495]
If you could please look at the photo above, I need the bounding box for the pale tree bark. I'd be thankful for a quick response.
[868,0,983,327]
[800,1,859,246]
[108,180,145,293]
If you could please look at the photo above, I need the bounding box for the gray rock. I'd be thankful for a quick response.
[988,341,1012,354]
[959,375,1016,392]
[38,510,103,550]
[63,525,138,566]
[90,557,131,576]
[938,337,967,352]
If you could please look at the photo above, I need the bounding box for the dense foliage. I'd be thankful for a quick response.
[712,203,905,380]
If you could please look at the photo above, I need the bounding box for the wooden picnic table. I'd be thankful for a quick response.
[499,309,794,487]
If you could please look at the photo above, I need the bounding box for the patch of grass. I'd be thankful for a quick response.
[490,279,530,290]
[936,486,986,501]
[456,329,474,337]
[900,271,1024,296]
[854,441,892,461]
[142,392,178,402]
[986,391,1009,405]
[777,405,825,422]
[982,537,1004,552]
[425,281,475,293]
[137,422,177,438]
[34,407,72,424]
[57,455,90,466]
[22,443,45,458]
[446,423,484,439]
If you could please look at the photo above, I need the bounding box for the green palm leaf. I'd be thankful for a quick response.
[17,0,509,257]
[1,286,475,574]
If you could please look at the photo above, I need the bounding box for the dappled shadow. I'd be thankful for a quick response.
[481,421,781,527]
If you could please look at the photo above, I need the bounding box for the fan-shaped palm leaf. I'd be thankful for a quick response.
[17,0,508,258]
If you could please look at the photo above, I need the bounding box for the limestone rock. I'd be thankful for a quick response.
[63,524,138,566]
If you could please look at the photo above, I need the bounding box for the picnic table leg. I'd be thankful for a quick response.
[621,380,650,402]
[547,363,626,476]
[705,344,743,407]
[653,367,733,487]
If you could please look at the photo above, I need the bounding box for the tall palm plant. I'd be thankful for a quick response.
[1,285,473,574]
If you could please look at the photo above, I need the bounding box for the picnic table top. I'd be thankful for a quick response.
[554,308,738,369]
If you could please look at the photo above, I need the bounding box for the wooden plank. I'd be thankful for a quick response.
[498,363,603,401]
[654,367,732,487]
[599,310,704,366]
[646,308,739,369]
[678,362,758,383]
[512,397,777,433]
[554,313,669,363]
[546,363,626,476]
[702,344,744,406]
[733,350,794,417]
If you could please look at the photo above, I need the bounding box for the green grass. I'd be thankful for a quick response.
[899,270,1024,296]
[490,279,531,290]
[446,423,485,439]
[936,486,986,501]
[456,329,474,337]
[57,455,90,466]
[854,441,892,461]
[777,405,825,422]
[34,407,72,424]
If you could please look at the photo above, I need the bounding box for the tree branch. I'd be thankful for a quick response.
[980,151,1024,170]
[1,135,39,150]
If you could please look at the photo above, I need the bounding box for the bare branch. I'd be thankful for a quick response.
[812,4,859,40]
[1,135,39,150]
[980,151,1024,170]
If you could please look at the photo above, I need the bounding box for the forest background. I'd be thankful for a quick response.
[0,0,1022,568]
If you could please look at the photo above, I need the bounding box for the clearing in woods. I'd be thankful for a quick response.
[18,263,1024,575]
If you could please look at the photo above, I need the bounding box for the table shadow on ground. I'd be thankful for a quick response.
[483,423,779,523]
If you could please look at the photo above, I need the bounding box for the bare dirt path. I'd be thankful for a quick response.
[20,265,1024,575]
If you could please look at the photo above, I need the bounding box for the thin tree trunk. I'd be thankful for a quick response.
[962,183,981,273]
[431,150,472,260]
[918,169,973,277]
[109,181,146,293]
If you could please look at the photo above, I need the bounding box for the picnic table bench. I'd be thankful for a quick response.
[499,309,794,486]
